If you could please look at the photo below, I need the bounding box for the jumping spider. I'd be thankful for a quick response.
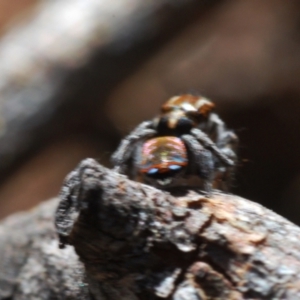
[111,94,238,192]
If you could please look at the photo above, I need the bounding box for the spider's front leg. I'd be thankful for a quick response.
[181,134,214,194]
[201,112,238,166]
[213,129,238,191]
[111,120,156,174]
[190,128,235,167]
[216,130,238,164]
[192,125,238,191]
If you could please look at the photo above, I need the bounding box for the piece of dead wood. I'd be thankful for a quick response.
[0,198,91,300]
[54,159,300,299]
[1,158,300,299]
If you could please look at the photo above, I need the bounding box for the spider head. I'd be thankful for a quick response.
[155,94,215,135]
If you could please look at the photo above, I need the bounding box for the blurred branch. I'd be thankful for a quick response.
[0,0,214,181]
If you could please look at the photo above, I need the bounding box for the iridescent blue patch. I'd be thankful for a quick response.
[147,168,159,175]
[168,165,182,171]
[172,155,187,163]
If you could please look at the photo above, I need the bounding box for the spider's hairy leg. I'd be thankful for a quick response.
[218,130,238,161]
[181,134,213,194]
[111,121,156,174]
[213,130,238,191]
[190,128,234,167]
[130,141,144,181]
[204,113,238,162]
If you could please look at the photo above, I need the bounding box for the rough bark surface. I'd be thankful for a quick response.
[54,159,300,299]
[1,158,300,299]
[0,198,91,300]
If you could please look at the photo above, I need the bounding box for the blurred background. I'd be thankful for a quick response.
[0,0,300,225]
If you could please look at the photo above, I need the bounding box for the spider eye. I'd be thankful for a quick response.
[177,117,193,132]
[168,165,182,171]
[147,168,159,175]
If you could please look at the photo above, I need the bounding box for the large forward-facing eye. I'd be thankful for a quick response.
[176,117,194,132]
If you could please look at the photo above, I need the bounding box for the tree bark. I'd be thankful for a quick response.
[54,159,300,299]
[0,198,91,300]
[2,158,300,299]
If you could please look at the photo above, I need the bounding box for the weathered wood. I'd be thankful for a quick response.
[54,159,300,299]
[2,158,300,299]
[0,198,91,300]
[1,158,300,299]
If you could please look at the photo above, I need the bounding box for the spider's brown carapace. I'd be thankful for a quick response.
[157,94,215,133]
